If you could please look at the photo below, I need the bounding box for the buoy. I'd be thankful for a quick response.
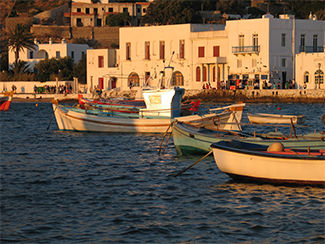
[267,142,284,152]
[277,107,281,110]
[35,104,38,106]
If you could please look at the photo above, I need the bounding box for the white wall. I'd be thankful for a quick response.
[295,52,325,89]
[8,39,92,71]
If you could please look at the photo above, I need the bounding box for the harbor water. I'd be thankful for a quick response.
[1,102,324,243]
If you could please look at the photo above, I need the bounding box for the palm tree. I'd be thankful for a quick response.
[6,23,36,65]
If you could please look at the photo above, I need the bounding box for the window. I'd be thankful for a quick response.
[203,66,207,81]
[145,42,150,60]
[172,71,184,86]
[86,8,89,14]
[77,8,81,12]
[123,8,128,13]
[196,66,201,81]
[159,41,165,60]
[313,35,318,51]
[281,33,286,47]
[315,69,324,84]
[237,59,242,68]
[77,18,82,27]
[137,7,141,13]
[98,56,104,68]
[179,40,185,59]
[253,34,258,51]
[239,34,244,51]
[30,51,34,59]
[213,66,216,82]
[56,51,60,59]
[198,46,204,58]
[304,71,309,83]
[213,46,220,57]
[94,8,98,14]
[300,34,305,47]
[281,58,286,67]
[109,8,113,12]
[128,72,140,87]
[99,78,104,89]
[71,51,74,59]
[252,59,257,67]
[126,42,131,60]
[145,72,150,86]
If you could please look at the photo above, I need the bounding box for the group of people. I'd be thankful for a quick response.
[33,84,73,94]
[11,85,17,92]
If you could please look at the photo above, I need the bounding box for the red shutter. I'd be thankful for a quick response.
[180,43,184,58]
[146,43,150,60]
[198,47,204,57]
[98,56,103,67]
[99,78,104,89]
[196,67,201,82]
[203,66,207,81]
[213,46,220,57]
[160,43,164,59]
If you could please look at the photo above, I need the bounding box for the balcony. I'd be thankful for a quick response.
[232,46,260,55]
[299,46,324,53]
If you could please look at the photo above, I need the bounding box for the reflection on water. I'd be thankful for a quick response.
[1,102,324,243]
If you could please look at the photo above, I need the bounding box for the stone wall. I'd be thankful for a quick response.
[5,17,33,30]
[183,89,325,103]
[30,26,119,48]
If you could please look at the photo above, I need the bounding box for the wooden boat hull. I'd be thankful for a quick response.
[172,122,325,155]
[0,91,14,111]
[247,113,306,124]
[53,103,173,133]
[211,140,325,186]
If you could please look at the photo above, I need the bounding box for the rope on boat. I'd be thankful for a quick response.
[158,122,174,155]
[173,150,213,178]
[47,102,58,131]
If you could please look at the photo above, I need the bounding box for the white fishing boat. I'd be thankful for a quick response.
[52,87,185,133]
[247,112,306,124]
[0,91,14,111]
[211,140,325,186]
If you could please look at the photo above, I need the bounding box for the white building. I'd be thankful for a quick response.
[296,52,324,89]
[8,38,92,71]
[226,14,324,89]
[86,14,324,92]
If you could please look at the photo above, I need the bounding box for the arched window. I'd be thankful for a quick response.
[172,71,184,86]
[203,66,207,81]
[128,72,140,87]
[196,66,201,82]
[315,69,324,84]
[304,71,309,83]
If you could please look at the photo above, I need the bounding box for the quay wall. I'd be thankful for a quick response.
[9,88,325,103]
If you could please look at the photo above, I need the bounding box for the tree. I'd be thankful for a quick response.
[6,23,36,65]
[106,12,131,26]
[142,0,202,25]
[34,56,74,82]
[73,53,87,84]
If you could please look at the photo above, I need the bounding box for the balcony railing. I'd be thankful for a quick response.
[299,46,324,53]
[232,46,260,54]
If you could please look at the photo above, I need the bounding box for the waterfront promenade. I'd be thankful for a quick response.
[11,89,325,103]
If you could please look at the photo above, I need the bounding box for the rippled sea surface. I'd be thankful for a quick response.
[1,102,324,243]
